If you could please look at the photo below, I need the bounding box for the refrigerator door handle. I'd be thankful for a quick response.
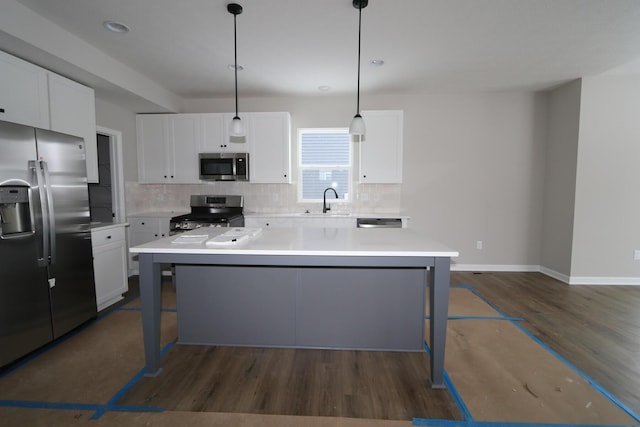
[32,160,50,264]
[40,160,56,265]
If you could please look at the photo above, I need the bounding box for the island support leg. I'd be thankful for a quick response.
[139,253,163,377]
[429,256,451,388]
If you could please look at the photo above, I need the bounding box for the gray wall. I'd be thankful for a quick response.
[572,75,640,281]
[540,80,581,278]
[95,98,138,182]
[185,91,548,268]
[95,84,639,281]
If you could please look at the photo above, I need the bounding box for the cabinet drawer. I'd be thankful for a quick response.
[91,226,126,247]
[129,217,162,229]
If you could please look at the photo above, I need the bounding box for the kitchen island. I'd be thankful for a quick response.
[130,227,458,388]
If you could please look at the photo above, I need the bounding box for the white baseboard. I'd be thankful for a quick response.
[454,264,640,286]
[452,264,540,272]
[539,266,570,284]
[567,276,640,285]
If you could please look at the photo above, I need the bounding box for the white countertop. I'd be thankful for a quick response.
[244,212,409,219]
[128,211,188,218]
[130,227,458,258]
[90,222,128,231]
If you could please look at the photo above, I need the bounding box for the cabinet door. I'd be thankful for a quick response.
[48,73,98,183]
[137,115,171,183]
[128,216,170,245]
[168,114,200,183]
[249,112,291,183]
[201,113,251,152]
[359,110,403,183]
[200,113,225,152]
[93,240,128,311]
[0,50,50,129]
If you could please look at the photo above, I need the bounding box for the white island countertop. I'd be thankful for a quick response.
[130,227,458,258]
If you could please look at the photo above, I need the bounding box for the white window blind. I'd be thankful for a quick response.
[298,129,351,202]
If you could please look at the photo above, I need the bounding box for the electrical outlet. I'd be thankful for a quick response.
[272,193,278,202]
[476,241,483,250]
[634,250,640,261]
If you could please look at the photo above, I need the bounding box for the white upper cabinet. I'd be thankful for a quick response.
[0,50,98,183]
[200,113,250,153]
[249,112,291,183]
[359,110,404,184]
[137,115,171,183]
[168,114,201,183]
[47,73,98,183]
[136,112,291,184]
[0,50,50,129]
[137,114,202,184]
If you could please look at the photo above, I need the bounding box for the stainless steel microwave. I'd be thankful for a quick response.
[199,153,249,181]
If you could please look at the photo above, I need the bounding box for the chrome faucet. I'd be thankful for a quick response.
[323,187,339,214]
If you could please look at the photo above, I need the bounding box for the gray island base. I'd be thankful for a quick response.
[133,227,458,388]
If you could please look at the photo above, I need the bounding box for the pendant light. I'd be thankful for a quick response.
[228,3,245,138]
[349,0,368,139]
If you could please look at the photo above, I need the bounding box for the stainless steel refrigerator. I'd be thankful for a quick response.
[0,120,96,367]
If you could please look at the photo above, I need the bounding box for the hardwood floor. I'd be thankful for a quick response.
[119,345,462,420]
[452,271,640,414]
[121,272,640,419]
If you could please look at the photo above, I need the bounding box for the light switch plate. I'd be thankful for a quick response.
[634,250,640,261]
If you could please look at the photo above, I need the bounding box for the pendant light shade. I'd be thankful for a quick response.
[228,3,245,139]
[349,113,365,135]
[230,116,244,137]
[349,0,368,139]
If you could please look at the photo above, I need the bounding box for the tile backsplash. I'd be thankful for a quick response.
[125,181,402,216]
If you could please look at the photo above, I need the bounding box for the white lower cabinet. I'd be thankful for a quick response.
[91,224,128,311]
[128,215,172,274]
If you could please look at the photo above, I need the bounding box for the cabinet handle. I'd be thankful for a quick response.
[0,108,5,113]
[106,235,112,239]
[170,175,174,178]
[164,175,167,178]
[141,222,145,225]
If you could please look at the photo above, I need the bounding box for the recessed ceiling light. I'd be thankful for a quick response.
[318,85,331,92]
[103,21,130,34]
[370,59,385,67]
[227,64,244,71]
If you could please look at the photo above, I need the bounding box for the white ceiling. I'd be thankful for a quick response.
[10,0,640,102]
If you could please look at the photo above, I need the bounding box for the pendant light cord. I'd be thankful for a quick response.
[233,12,239,118]
[356,2,362,114]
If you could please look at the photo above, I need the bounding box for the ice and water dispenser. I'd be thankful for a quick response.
[0,186,33,238]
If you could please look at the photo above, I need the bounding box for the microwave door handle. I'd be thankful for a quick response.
[32,160,50,264]
[40,160,56,266]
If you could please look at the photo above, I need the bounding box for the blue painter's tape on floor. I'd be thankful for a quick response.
[460,284,640,424]
[0,399,163,413]
[425,315,524,321]
[116,307,177,313]
[412,420,637,427]
[422,341,473,422]
[90,340,176,420]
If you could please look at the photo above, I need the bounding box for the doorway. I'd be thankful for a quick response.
[89,126,126,224]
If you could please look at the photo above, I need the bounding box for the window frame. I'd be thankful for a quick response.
[297,127,353,203]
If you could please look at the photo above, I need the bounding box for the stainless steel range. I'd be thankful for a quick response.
[170,195,244,234]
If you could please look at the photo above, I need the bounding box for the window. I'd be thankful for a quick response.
[298,128,352,202]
